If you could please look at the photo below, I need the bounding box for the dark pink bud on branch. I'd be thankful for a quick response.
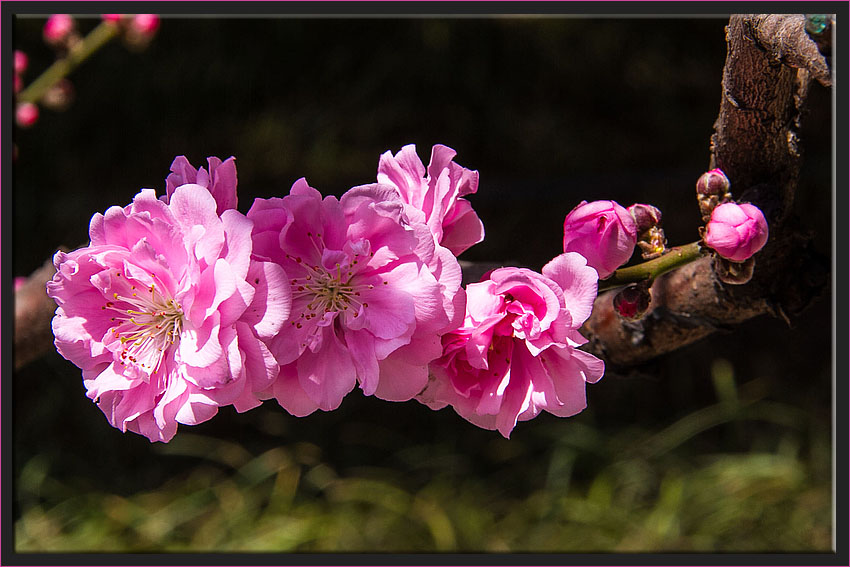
[15,102,39,128]
[14,50,28,74]
[125,14,161,50]
[612,282,652,321]
[43,14,76,47]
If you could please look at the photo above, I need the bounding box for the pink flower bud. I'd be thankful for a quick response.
[14,50,28,74]
[14,73,23,94]
[102,14,124,23]
[15,102,39,128]
[563,200,637,279]
[125,14,160,50]
[43,14,75,46]
[131,14,160,35]
[704,202,768,262]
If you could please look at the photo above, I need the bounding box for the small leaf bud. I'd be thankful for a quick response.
[629,203,666,259]
[636,226,667,260]
[696,168,731,221]
[628,203,662,236]
[713,256,755,285]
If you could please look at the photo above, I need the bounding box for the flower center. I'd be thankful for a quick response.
[288,255,370,324]
[103,275,183,375]
[285,231,385,334]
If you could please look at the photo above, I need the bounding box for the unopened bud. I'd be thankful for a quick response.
[43,14,76,47]
[15,102,39,128]
[628,203,662,236]
[696,168,731,221]
[703,202,768,262]
[14,73,23,94]
[42,78,75,111]
[102,14,124,24]
[125,14,160,50]
[629,203,666,259]
[14,50,28,74]
[713,256,755,285]
[613,282,652,321]
[131,14,160,35]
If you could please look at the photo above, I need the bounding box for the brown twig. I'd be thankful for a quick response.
[14,254,62,369]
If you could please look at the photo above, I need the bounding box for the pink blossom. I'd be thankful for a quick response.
[704,202,769,262]
[377,144,484,256]
[43,14,75,45]
[248,180,464,415]
[130,14,160,36]
[14,50,28,74]
[562,200,637,279]
[164,155,238,215]
[419,253,604,438]
[15,102,39,128]
[102,14,124,23]
[47,182,291,442]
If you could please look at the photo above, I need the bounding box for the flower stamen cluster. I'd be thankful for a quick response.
[102,278,183,375]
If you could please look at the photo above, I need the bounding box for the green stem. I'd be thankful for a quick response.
[598,241,706,292]
[17,21,120,105]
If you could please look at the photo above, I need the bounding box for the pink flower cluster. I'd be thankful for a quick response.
[48,146,606,441]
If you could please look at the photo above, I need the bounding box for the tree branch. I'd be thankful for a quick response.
[14,255,61,369]
[580,14,831,367]
[14,16,832,371]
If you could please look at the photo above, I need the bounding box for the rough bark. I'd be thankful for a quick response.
[581,14,832,366]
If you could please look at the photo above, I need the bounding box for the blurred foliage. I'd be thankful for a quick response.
[11,15,832,554]
[15,355,831,552]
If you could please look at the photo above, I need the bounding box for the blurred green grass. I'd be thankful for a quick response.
[15,356,831,552]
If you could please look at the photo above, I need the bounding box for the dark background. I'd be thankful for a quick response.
[10,15,833,551]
